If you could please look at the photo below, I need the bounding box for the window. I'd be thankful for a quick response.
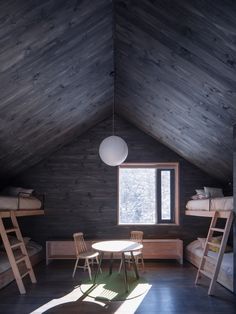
[118,163,179,225]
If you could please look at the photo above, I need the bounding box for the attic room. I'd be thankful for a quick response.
[0,0,235,313]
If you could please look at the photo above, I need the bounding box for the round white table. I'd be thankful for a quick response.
[92,240,143,292]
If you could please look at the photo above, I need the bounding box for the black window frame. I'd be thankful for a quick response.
[156,168,175,224]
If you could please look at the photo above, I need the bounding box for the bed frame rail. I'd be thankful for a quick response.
[185,210,232,219]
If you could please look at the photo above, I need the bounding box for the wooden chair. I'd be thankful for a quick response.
[119,231,145,271]
[72,232,101,280]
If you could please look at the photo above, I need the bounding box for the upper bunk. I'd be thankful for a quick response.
[0,209,44,218]
[185,196,233,218]
[0,189,45,219]
[185,210,232,218]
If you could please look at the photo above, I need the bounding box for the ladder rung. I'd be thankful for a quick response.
[21,269,31,279]
[203,255,217,264]
[199,269,213,279]
[210,227,225,233]
[207,241,221,248]
[10,241,23,249]
[5,227,18,233]
[16,255,27,264]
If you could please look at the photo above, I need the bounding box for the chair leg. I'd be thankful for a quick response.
[118,259,123,273]
[95,256,102,273]
[141,254,145,269]
[83,259,87,272]
[128,257,131,269]
[86,258,92,280]
[135,254,144,270]
[72,258,79,278]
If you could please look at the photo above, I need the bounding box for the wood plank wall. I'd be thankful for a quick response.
[12,116,226,247]
[233,125,236,293]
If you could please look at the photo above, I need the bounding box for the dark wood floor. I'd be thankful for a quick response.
[0,260,235,314]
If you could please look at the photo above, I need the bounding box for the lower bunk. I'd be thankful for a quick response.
[185,239,233,292]
[0,239,43,289]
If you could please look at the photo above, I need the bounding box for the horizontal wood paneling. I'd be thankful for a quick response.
[233,125,236,292]
[12,117,225,246]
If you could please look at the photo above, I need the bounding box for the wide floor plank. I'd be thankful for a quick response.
[0,260,235,314]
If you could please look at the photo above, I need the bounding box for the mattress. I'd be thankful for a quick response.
[0,196,41,210]
[185,239,233,291]
[0,241,42,273]
[186,196,233,211]
[186,240,233,276]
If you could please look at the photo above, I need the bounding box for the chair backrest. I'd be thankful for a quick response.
[130,231,143,243]
[73,232,87,256]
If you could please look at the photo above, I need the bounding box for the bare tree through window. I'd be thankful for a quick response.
[119,168,156,224]
[118,164,179,225]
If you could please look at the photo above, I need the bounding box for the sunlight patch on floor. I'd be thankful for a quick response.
[82,296,106,307]
[30,282,151,313]
[29,285,106,314]
[115,283,152,314]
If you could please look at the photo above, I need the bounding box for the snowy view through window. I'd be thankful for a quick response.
[119,168,172,224]
[161,171,171,220]
[119,168,156,224]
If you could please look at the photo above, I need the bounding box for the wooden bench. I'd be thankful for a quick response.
[46,239,183,265]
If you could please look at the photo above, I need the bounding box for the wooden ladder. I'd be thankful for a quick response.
[0,211,36,294]
[195,211,234,295]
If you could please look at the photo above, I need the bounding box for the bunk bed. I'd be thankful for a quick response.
[185,238,233,291]
[185,196,234,295]
[0,195,44,294]
[0,191,43,211]
[0,236,43,290]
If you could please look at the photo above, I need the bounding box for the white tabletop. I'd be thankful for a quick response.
[92,240,143,253]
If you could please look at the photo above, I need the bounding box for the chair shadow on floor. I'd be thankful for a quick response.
[80,271,150,302]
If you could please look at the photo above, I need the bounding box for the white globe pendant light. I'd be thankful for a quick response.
[99,135,128,166]
[99,1,128,166]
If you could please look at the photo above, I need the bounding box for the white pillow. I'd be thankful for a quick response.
[23,237,31,245]
[186,239,202,251]
[204,187,224,198]
[9,187,34,197]
[195,189,205,196]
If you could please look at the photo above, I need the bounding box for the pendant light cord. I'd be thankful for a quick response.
[112,0,115,135]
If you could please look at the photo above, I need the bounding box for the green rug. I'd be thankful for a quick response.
[80,271,149,301]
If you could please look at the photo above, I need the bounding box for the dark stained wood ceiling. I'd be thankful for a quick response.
[0,0,113,180]
[0,0,235,182]
[116,0,236,181]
